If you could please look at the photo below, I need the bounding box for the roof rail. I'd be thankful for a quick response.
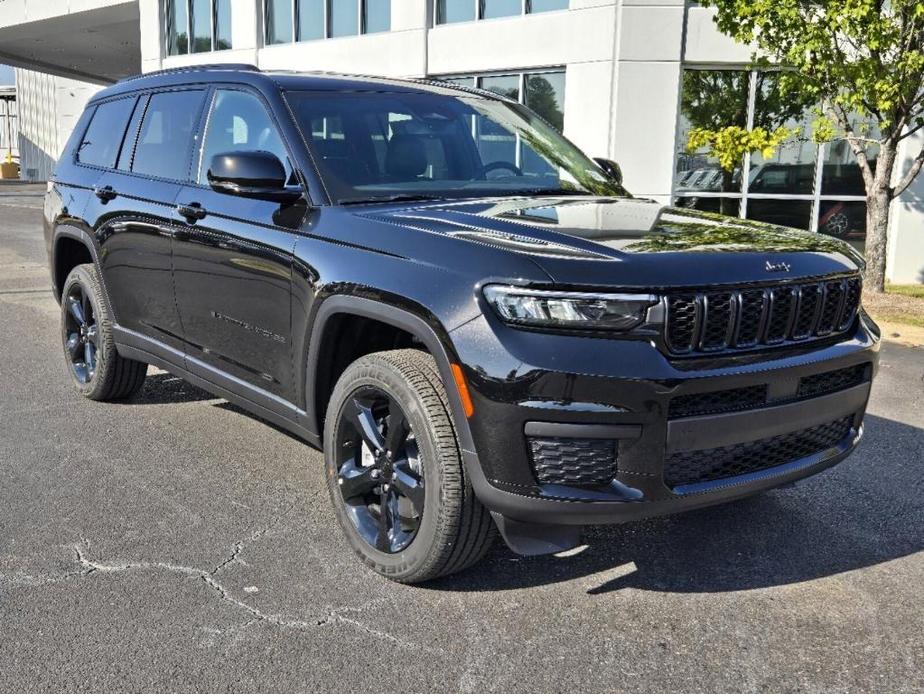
[119,63,261,83]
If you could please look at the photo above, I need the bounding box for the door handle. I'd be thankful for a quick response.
[94,185,117,202]
[176,202,207,222]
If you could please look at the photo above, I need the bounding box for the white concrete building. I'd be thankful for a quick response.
[0,0,921,283]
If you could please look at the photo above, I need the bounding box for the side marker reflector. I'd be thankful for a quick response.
[450,363,474,418]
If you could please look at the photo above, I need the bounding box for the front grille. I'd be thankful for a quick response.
[528,437,617,487]
[664,276,862,355]
[668,363,871,419]
[664,416,854,489]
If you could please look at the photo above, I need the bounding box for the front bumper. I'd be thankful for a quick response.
[451,311,879,533]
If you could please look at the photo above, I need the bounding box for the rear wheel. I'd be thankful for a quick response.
[60,264,147,401]
[324,349,494,583]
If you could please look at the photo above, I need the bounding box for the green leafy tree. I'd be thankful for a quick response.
[699,0,924,292]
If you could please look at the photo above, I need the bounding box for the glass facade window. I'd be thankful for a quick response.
[481,0,521,20]
[215,0,232,49]
[268,1,391,43]
[266,0,294,44]
[438,0,569,24]
[364,0,391,34]
[166,0,189,55]
[166,0,233,54]
[330,0,359,37]
[297,0,324,41]
[674,68,874,253]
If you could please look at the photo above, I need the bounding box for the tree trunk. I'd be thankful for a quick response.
[864,187,890,293]
[863,143,897,294]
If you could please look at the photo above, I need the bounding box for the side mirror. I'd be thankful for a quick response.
[207,151,302,203]
[594,157,623,186]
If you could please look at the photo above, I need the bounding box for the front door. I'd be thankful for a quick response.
[171,87,307,401]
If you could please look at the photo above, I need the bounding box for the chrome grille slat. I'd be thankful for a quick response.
[664,276,862,356]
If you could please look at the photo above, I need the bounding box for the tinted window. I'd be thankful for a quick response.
[286,90,623,203]
[76,98,137,168]
[132,90,206,181]
[199,89,292,184]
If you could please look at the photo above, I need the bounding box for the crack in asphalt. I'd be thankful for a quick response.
[10,502,444,654]
[72,545,439,651]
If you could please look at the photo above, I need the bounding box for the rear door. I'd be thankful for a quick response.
[171,86,307,401]
[88,88,207,354]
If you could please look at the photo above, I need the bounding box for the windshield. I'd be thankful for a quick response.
[285,88,627,204]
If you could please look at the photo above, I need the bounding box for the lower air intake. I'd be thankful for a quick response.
[528,437,617,487]
[664,416,854,489]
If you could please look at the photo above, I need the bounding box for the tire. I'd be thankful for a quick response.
[60,263,147,401]
[324,349,495,583]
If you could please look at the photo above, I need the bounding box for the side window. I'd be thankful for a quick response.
[132,90,206,181]
[76,98,137,168]
[198,89,292,184]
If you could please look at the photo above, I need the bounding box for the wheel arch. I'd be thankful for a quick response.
[304,295,476,454]
[51,225,102,303]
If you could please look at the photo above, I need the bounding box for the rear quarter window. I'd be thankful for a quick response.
[75,97,137,168]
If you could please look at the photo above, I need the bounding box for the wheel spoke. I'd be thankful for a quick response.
[392,461,425,516]
[67,297,86,326]
[338,460,379,501]
[375,490,394,551]
[384,403,409,458]
[81,291,92,326]
[86,325,99,346]
[65,333,81,356]
[346,398,385,453]
[84,342,97,374]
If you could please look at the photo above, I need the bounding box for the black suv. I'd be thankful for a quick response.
[44,65,879,582]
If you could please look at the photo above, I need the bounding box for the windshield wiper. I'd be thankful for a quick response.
[339,194,448,206]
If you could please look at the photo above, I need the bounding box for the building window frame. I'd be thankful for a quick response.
[165,0,233,55]
[264,0,391,45]
[673,66,870,237]
[434,0,568,25]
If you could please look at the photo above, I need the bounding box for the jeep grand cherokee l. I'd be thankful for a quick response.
[44,65,879,582]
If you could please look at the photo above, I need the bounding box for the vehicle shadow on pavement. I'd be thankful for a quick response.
[429,413,924,594]
[130,372,219,405]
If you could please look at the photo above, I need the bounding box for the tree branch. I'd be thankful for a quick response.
[893,144,924,199]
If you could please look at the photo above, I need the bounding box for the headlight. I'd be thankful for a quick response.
[483,286,657,331]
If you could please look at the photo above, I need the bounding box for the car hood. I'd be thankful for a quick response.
[359,196,863,288]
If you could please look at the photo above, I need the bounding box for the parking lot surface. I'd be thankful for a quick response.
[1,184,922,693]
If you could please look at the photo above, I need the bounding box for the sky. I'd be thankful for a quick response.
[0,65,14,86]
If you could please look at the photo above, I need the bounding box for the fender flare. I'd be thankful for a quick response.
[50,225,113,313]
[303,295,477,454]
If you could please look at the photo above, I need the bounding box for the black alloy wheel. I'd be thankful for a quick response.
[335,388,425,554]
[63,282,99,384]
[59,263,148,401]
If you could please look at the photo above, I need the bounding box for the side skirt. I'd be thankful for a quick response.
[114,326,321,449]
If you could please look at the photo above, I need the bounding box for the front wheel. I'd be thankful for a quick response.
[324,349,494,583]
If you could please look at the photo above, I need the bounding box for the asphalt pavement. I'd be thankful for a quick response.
[1,183,922,693]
